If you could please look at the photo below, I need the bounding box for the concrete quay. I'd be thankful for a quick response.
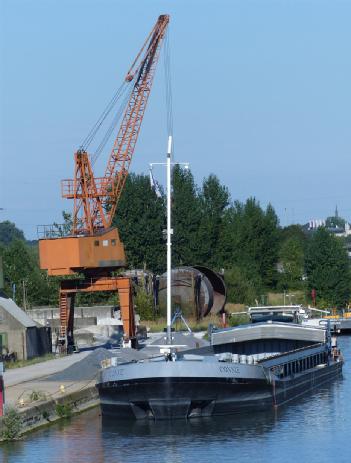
[0,352,99,437]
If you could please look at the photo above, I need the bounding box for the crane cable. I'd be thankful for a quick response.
[79,25,158,160]
[80,80,130,152]
[164,28,174,153]
[91,28,172,167]
[91,84,134,165]
[80,23,173,167]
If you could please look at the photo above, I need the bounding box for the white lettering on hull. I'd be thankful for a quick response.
[219,366,240,375]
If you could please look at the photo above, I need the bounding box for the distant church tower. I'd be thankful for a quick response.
[335,205,339,218]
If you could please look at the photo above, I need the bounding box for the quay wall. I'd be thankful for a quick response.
[0,385,99,437]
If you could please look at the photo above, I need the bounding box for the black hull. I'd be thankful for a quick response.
[97,361,342,420]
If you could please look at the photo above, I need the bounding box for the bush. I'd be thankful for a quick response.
[225,267,261,305]
[55,403,72,418]
[228,314,250,327]
[134,289,154,320]
[1,406,22,440]
[28,390,47,402]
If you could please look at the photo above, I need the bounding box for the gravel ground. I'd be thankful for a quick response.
[40,333,209,382]
[42,347,149,382]
[42,348,114,381]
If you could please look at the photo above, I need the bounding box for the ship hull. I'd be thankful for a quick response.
[97,360,342,420]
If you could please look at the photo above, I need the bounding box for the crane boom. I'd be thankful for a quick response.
[62,14,169,235]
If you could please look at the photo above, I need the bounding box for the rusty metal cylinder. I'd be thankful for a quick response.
[158,266,227,318]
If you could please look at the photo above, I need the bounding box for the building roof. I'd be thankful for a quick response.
[0,296,36,328]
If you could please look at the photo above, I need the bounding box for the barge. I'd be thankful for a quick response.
[323,310,351,333]
[97,320,343,420]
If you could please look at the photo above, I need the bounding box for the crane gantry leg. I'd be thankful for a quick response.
[57,276,136,354]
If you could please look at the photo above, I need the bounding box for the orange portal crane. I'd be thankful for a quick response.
[39,15,170,352]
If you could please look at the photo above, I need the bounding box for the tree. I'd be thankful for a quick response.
[219,198,279,288]
[260,204,280,287]
[278,236,305,290]
[278,225,307,290]
[0,221,25,245]
[280,224,307,245]
[52,211,73,236]
[197,174,230,267]
[171,166,202,266]
[305,228,351,307]
[0,240,57,307]
[113,173,166,273]
[225,266,260,305]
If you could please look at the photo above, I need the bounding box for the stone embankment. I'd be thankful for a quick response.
[0,348,114,437]
[0,333,206,438]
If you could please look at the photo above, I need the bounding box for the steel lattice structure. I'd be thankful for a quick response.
[62,15,169,235]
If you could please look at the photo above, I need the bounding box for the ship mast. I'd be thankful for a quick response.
[166,136,172,345]
[150,137,189,345]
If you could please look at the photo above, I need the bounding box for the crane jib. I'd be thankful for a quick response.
[65,15,169,236]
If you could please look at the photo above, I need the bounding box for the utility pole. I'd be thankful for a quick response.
[22,280,27,311]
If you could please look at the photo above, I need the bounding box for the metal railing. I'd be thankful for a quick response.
[37,224,71,239]
[61,178,113,198]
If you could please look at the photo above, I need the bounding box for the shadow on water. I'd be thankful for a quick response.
[101,374,343,440]
[102,408,278,439]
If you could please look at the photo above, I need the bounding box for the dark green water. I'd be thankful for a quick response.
[1,337,351,463]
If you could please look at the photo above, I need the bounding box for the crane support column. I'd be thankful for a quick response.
[58,276,136,353]
[117,278,137,348]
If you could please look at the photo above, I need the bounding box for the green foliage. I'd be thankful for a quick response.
[28,390,47,402]
[280,224,307,245]
[0,221,25,245]
[5,353,58,369]
[228,313,250,326]
[278,236,305,290]
[305,228,351,307]
[55,402,72,418]
[134,288,154,320]
[113,173,166,272]
[0,240,58,307]
[220,198,279,287]
[224,266,261,305]
[197,174,230,267]
[1,406,22,441]
[171,169,231,269]
[52,211,73,236]
[172,166,202,266]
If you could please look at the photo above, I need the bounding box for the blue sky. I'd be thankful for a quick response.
[1,0,350,239]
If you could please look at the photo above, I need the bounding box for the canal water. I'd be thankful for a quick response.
[1,336,351,463]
